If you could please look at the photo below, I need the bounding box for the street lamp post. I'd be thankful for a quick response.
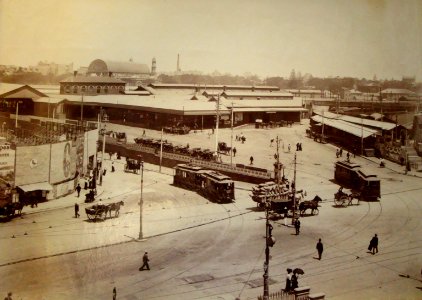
[139,161,144,240]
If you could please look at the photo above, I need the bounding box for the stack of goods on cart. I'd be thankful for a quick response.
[251,181,290,204]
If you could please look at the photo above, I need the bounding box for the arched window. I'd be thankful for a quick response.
[65,85,71,93]
[81,86,86,93]
[97,86,101,93]
[73,86,78,94]
[89,86,94,91]
[104,86,108,94]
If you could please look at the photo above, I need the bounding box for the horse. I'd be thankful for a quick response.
[299,195,322,216]
[11,202,24,216]
[106,201,124,218]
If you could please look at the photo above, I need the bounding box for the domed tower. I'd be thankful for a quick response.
[151,57,156,76]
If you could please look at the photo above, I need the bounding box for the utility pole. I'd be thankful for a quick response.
[292,153,297,225]
[274,136,282,185]
[139,161,144,240]
[361,117,364,156]
[230,103,234,166]
[215,94,220,155]
[263,193,275,300]
[159,128,163,172]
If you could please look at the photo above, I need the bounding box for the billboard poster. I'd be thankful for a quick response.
[75,135,84,176]
[49,141,77,184]
[0,141,15,184]
[15,144,50,186]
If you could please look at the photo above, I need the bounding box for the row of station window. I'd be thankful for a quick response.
[63,85,124,94]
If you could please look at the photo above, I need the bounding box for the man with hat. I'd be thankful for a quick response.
[139,251,150,271]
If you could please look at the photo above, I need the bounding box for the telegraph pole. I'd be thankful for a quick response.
[215,94,220,155]
[292,153,297,225]
[263,194,275,300]
[230,102,234,166]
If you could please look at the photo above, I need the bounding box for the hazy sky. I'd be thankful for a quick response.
[1,0,421,80]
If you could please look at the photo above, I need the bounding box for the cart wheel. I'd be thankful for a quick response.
[334,196,343,206]
[340,195,348,206]
[87,213,95,221]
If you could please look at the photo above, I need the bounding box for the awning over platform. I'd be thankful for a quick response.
[18,182,53,192]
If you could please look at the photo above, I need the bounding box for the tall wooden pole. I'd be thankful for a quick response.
[292,153,297,225]
[139,162,144,239]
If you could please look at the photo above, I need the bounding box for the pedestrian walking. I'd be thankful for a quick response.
[346,152,350,162]
[284,268,292,293]
[74,203,80,218]
[336,149,340,158]
[294,218,301,235]
[241,135,246,144]
[249,156,254,165]
[113,287,117,300]
[368,234,379,254]
[4,292,12,300]
[142,129,146,137]
[270,139,274,147]
[296,143,299,151]
[75,183,81,197]
[232,147,237,157]
[299,143,302,151]
[139,251,150,271]
[283,207,288,226]
[316,238,323,260]
[111,162,115,173]
[288,144,291,152]
[339,148,343,157]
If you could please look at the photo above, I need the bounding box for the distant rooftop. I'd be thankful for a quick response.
[60,75,125,84]
[148,83,280,91]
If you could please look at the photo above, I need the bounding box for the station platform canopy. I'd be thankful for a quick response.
[311,115,379,139]
[314,111,396,131]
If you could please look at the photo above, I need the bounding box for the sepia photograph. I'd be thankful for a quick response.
[0,0,421,299]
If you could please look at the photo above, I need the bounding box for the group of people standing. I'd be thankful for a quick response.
[284,268,299,293]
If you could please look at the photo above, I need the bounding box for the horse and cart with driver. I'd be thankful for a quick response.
[251,181,322,217]
[334,187,360,207]
[85,201,124,222]
[124,158,142,174]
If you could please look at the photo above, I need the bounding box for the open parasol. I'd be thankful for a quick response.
[293,268,305,275]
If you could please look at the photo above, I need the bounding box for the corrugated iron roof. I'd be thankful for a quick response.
[381,88,416,95]
[314,111,396,131]
[221,91,293,98]
[311,115,379,138]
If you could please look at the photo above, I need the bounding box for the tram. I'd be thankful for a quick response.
[334,160,380,201]
[173,164,235,203]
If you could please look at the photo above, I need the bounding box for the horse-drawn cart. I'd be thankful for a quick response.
[334,187,360,207]
[124,158,141,174]
[85,201,124,222]
[85,204,108,221]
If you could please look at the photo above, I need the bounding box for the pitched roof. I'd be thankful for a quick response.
[221,91,293,98]
[381,88,416,95]
[313,111,396,131]
[311,115,378,138]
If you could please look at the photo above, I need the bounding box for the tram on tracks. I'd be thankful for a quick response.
[173,164,235,203]
[334,160,381,201]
